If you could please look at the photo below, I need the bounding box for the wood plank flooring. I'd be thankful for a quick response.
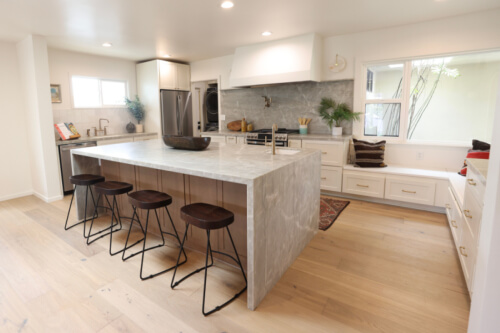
[0,195,470,332]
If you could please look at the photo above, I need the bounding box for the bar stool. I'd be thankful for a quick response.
[171,203,247,316]
[122,190,187,280]
[86,181,135,256]
[64,174,105,237]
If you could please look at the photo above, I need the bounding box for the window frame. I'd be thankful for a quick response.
[70,75,129,109]
[359,61,411,143]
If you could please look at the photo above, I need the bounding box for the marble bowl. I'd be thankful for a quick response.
[162,135,211,151]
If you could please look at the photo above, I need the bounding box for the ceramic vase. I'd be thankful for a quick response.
[332,127,342,136]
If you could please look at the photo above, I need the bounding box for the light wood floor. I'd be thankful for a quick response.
[0,195,470,332]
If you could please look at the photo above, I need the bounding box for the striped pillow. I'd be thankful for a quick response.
[353,139,388,168]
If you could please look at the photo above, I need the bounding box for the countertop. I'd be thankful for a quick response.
[467,158,489,185]
[201,131,351,142]
[55,132,158,146]
[71,139,321,185]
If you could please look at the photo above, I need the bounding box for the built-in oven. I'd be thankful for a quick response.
[246,128,298,147]
[246,138,287,147]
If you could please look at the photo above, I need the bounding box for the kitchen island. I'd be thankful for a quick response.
[71,139,321,310]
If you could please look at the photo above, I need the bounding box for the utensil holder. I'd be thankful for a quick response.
[299,125,308,135]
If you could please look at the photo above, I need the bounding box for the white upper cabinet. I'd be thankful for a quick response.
[159,60,191,91]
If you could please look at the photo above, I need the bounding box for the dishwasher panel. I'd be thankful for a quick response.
[59,142,97,193]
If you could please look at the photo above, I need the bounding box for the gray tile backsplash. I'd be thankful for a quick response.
[220,80,354,134]
[53,108,137,137]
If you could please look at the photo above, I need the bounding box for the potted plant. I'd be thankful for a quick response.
[318,98,361,136]
[125,96,145,133]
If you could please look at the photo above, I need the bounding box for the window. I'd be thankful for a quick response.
[360,51,500,144]
[71,76,127,108]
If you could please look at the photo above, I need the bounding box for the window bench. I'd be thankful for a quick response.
[338,164,466,212]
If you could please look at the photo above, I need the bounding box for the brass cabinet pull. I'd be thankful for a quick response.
[451,220,458,228]
[459,246,468,257]
[356,184,369,188]
[467,179,476,186]
[321,177,327,180]
[464,210,472,219]
[402,190,416,194]
[445,204,451,209]
[321,152,327,155]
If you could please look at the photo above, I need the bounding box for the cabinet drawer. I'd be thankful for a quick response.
[384,176,436,206]
[302,141,344,166]
[226,136,237,144]
[321,166,342,192]
[236,136,246,145]
[288,139,302,149]
[463,189,482,241]
[466,167,485,204]
[342,171,385,198]
[202,135,226,144]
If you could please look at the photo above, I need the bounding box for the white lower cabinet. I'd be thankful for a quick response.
[134,135,157,142]
[342,171,385,198]
[288,139,302,148]
[97,138,133,146]
[302,141,346,166]
[384,175,436,206]
[236,136,245,145]
[320,166,342,192]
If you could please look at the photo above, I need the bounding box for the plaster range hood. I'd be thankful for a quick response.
[229,33,323,88]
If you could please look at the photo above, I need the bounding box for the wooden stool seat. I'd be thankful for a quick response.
[94,181,133,196]
[180,203,234,230]
[128,190,172,210]
[69,174,105,186]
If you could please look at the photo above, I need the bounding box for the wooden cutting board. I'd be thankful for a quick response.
[227,120,242,131]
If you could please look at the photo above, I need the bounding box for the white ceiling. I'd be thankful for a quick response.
[1,0,499,63]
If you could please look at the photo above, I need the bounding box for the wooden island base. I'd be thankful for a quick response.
[99,160,248,270]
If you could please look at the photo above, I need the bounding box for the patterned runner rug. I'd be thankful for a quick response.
[319,197,350,231]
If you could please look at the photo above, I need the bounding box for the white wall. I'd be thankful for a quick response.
[17,35,62,202]
[468,77,500,333]
[0,41,33,201]
[49,49,138,135]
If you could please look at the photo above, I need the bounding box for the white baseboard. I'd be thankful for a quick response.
[321,190,446,214]
[33,192,64,203]
[0,190,34,202]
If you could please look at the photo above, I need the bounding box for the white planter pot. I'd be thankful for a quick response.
[136,124,144,133]
[332,127,342,136]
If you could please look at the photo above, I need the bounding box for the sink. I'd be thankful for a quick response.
[267,148,301,155]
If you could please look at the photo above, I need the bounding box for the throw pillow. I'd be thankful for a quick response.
[352,139,387,168]
[472,139,491,151]
[459,149,490,176]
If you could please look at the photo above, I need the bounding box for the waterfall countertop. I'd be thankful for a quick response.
[71,139,321,184]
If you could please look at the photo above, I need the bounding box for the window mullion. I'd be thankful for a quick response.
[399,60,412,143]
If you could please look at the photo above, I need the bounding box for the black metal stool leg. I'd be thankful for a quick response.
[164,207,188,262]
[139,208,187,280]
[65,185,95,232]
[122,206,147,261]
[171,223,191,289]
[109,195,126,256]
[64,188,76,230]
[86,193,121,245]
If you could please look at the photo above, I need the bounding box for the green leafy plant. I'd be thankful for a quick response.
[125,96,145,124]
[318,98,361,128]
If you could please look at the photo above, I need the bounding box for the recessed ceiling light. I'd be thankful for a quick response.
[163,54,172,58]
[221,1,234,8]
[262,31,272,36]
[102,42,112,47]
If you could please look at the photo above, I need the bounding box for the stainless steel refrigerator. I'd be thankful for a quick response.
[160,89,193,136]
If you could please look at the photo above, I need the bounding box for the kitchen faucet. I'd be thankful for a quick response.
[99,118,109,135]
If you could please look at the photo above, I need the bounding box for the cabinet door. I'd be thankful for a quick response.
[176,64,191,91]
[202,135,226,144]
[342,171,385,198]
[159,61,176,90]
[302,141,344,166]
[385,175,436,206]
[236,136,246,145]
[321,166,342,192]
[288,139,302,148]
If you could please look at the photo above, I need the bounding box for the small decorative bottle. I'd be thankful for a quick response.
[241,118,247,132]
